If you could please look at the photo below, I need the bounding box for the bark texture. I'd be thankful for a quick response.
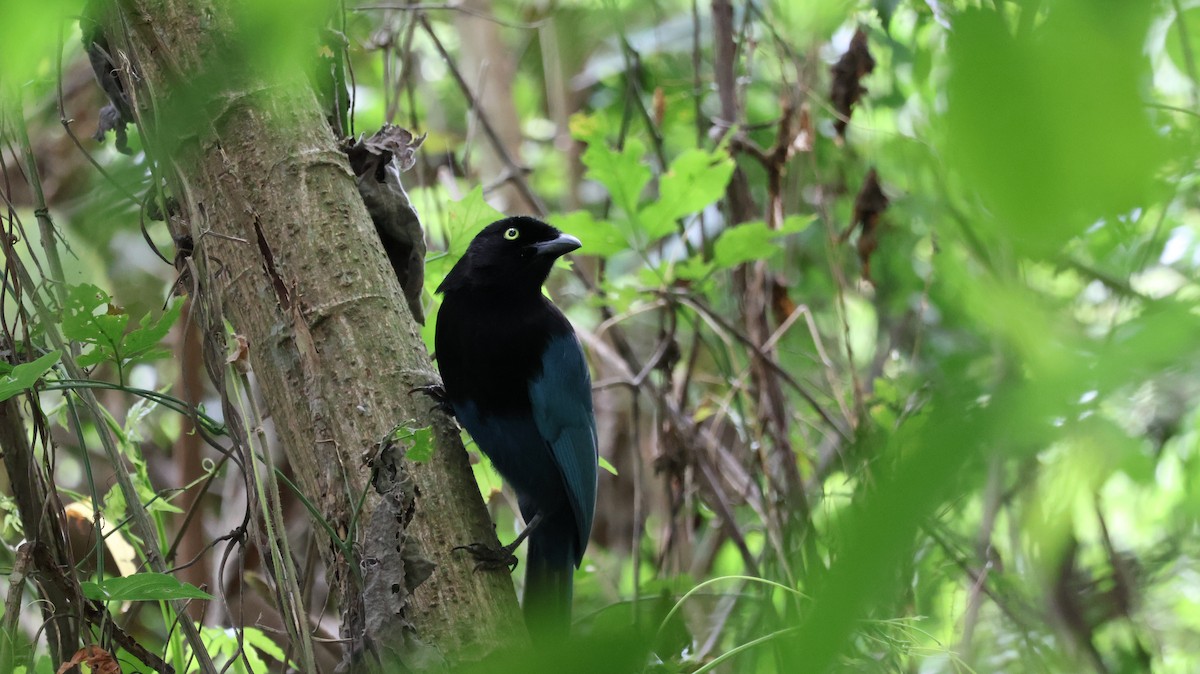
[102,0,524,665]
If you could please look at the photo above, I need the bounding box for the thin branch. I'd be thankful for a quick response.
[417,13,547,215]
[354,3,548,30]
[1171,0,1200,111]
[957,458,1004,659]
[671,291,851,441]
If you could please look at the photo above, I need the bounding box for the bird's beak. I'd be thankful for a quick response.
[532,233,582,258]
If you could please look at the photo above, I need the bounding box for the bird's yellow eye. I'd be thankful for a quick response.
[504,227,520,240]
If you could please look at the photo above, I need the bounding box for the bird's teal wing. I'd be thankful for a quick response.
[528,331,598,562]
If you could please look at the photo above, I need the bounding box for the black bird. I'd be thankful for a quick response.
[434,216,597,640]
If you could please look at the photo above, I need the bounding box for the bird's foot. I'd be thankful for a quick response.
[409,384,454,417]
[453,541,519,573]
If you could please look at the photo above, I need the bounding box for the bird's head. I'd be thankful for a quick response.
[437,216,581,295]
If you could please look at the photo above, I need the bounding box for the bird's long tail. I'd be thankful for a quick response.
[523,515,577,643]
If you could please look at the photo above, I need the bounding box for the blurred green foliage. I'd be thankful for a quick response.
[945,1,1165,255]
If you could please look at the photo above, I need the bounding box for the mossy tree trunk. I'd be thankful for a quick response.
[99,0,525,666]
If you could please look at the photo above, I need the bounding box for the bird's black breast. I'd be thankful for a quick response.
[435,291,571,416]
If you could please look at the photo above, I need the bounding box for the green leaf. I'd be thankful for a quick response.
[119,298,184,364]
[146,496,184,515]
[248,626,293,672]
[568,112,609,146]
[62,284,122,343]
[101,485,128,536]
[712,216,812,269]
[419,185,506,307]
[81,572,213,602]
[0,351,60,402]
[0,1,78,103]
[402,424,435,463]
[672,256,715,282]
[243,626,287,662]
[639,148,735,240]
[944,4,1164,255]
[581,137,650,216]
[99,485,143,548]
[60,284,182,370]
[552,211,628,257]
[200,625,236,661]
[443,186,505,256]
[74,350,108,369]
[599,456,619,476]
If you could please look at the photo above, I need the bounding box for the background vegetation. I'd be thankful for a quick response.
[2,0,1200,672]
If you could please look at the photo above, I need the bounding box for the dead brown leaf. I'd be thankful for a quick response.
[830,28,876,140]
[844,167,889,283]
[57,645,121,674]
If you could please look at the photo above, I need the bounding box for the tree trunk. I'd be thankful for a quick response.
[101,0,525,666]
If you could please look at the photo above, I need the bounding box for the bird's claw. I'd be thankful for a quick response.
[453,542,519,573]
[409,384,455,417]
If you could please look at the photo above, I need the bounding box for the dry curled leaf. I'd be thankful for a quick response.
[226,333,250,373]
[843,167,889,283]
[770,275,797,325]
[343,125,428,324]
[343,124,426,176]
[830,28,876,140]
[57,645,120,674]
[794,102,814,152]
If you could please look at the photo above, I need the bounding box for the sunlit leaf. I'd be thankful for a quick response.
[712,216,812,269]
[81,572,213,602]
[552,211,627,257]
[639,148,735,240]
[443,186,505,257]
[944,3,1165,255]
[580,137,650,217]
[598,456,618,476]
[394,423,435,463]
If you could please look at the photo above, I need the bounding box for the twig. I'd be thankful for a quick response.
[672,292,851,441]
[354,3,548,30]
[710,0,739,143]
[10,115,67,309]
[1171,0,1200,112]
[957,458,1004,660]
[460,59,490,178]
[5,209,217,674]
[232,365,319,674]
[602,2,667,169]
[30,543,174,674]
[2,542,35,637]
[418,14,546,215]
[579,331,762,576]
[629,393,644,623]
